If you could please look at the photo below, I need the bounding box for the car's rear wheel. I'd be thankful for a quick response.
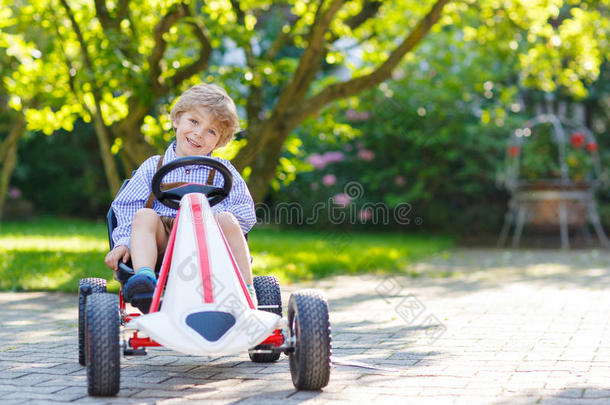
[78,278,106,366]
[249,275,282,363]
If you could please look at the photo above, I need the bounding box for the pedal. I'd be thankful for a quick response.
[131,293,153,314]
[123,348,147,356]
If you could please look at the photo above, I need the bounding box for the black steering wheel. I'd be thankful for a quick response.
[151,156,233,210]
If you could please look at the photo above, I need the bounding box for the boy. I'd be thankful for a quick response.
[104,84,256,310]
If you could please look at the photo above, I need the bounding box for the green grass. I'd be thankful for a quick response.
[0,218,452,293]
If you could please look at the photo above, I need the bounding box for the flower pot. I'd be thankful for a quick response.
[515,183,590,227]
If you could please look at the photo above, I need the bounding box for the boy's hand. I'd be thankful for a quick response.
[104,245,130,271]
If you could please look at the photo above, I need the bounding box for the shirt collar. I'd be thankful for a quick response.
[164,141,178,163]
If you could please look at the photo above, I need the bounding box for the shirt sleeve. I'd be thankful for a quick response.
[212,158,257,234]
[110,156,159,248]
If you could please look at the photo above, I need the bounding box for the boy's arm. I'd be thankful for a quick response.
[212,159,256,234]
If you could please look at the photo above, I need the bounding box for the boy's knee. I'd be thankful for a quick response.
[133,208,160,229]
[217,212,240,232]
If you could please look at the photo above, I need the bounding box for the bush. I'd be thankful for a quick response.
[11,121,112,219]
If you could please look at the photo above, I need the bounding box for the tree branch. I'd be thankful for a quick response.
[273,0,346,115]
[287,0,451,125]
[58,0,122,193]
[51,21,79,98]
[94,0,114,29]
[229,0,256,66]
[0,112,24,164]
[229,0,265,128]
[230,0,246,24]
[117,0,130,22]
[262,7,301,61]
[94,0,131,29]
[59,0,97,80]
[168,6,213,89]
[120,3,211,137]
[325,0,381,48]
[0,111,25,221]
[148,3,188,94]
[345,0,382,31]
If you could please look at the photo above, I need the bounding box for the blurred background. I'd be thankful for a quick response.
[1,0,609,290]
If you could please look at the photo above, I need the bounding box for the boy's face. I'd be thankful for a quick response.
[173,109,222,157]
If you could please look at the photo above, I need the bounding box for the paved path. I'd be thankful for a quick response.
[2,249,610,404]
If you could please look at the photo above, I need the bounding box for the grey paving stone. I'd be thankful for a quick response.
[3,249,610,403]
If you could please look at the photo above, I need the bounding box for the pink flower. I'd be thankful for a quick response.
[358,209,372,222]
[307,151,345,170]
[8,187,21,199]
[333,193,351,206]
[323,151,345,164]
[394,176,406,187]
[346,109,372,121]
[322,174,337,186]
[307,153,326,170]
[357,149,375,161]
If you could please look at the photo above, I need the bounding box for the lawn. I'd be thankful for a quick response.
[0,218,452,292]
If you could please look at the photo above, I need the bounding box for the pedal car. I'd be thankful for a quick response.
[77,156,332,396]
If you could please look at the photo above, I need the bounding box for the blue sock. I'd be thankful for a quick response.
[136,267,156,281]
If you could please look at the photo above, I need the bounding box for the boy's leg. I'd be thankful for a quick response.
[124,209,169,308]
[216,212,253,284]
[131,208,169,271]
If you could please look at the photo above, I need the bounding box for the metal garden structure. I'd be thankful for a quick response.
[498,114,609,249]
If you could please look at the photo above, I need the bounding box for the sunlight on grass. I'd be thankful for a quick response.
[249,228,453,284]
[0,236,107,252]
[1,218,453,292]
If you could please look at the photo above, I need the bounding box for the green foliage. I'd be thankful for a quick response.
[274,10,526,232]
[5,0,605,150]
[459,0,609,98]
[268,0,610,232]
[518,124,562,181]
[0,218,452,292]
[2,0,609,232]
[11,123,111,217]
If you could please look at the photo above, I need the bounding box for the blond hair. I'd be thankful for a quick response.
[170,84,240,148]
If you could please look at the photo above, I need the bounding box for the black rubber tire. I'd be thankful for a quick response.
[288,289,332,390]
[86,293,120,396]
[253,275,282,315]
[78,278,107,366]
[249,275,282,363]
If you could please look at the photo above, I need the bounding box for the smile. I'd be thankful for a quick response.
[186,137,201,148]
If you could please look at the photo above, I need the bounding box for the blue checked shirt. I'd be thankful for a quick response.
[111,142,256,248]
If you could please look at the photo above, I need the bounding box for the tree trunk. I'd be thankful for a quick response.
[91,108,122,194]
[0,113,25,221]
[245,128,289,204]
[114,103,157,175]
[116,125,157,176]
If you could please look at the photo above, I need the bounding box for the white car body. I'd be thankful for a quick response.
[127,193,280,356]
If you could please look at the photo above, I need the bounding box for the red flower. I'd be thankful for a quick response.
[586,142,598,152]
[508,146,520,157]
[571,132,586,148]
